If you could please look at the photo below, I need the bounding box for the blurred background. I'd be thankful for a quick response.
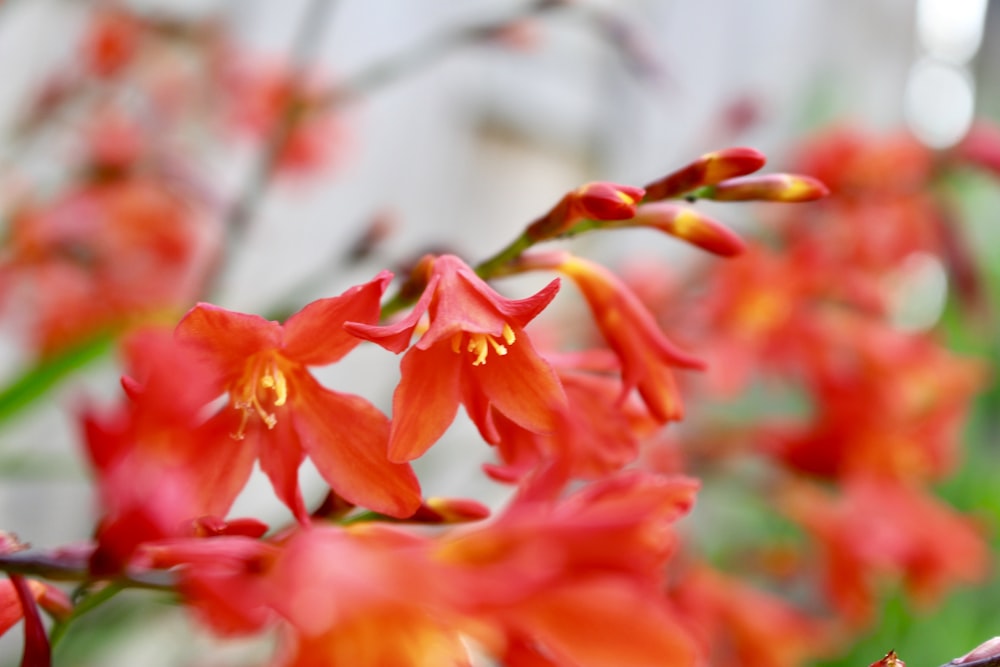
[0,0,999,665]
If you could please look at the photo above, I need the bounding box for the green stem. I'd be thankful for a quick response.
[0,331,114,427]
[48,582,125,649]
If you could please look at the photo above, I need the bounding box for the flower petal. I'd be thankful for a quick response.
[282,271,392,365]
[472,331,565,435]
[510,580,697,667]
[346,273,441,354]
[187,410,259,518]
[387,343,462,462]
[293,374,422,518]
[255,414,309,524]
[176,303,281,382]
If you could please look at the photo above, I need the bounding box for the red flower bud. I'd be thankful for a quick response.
[709,174,829,202]
[643,147,767,201]
[869,650,905,667]
[631,203,746,257]
[409,497,491,524]
[574,182,644,220]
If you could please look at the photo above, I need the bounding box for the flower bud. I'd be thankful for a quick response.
[708,174,829,202]
[410,497,491,524]
[643,147,766,201]
[526,182,644,241]
[869,650,905,667]
[630,203,746,257]
[574,182,644,220]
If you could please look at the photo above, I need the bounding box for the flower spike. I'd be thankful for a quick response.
[643,147,766,201]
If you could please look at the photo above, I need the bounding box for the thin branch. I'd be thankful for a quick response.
[202,0,341,300]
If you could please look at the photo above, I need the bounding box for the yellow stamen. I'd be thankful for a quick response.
[459,328,514,367]
[501,323,516,345]
[229,357,289,440]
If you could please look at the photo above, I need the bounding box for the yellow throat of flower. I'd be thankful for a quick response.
[452,323,517,366]
[230,354,289,440]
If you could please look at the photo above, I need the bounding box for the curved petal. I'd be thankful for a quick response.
[345,273,441,354]
[176,303,282,381]
[256,414,309,524]
[282,271,392,366]
[509,580,697,667]
[473,332,565,435]
[386,344,462,462]
[292,374,422,518]
[187,410,259,518]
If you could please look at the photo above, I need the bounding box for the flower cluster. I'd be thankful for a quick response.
[0,5,995,667]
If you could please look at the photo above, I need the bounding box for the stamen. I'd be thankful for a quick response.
[228,356,288,439]
[502,323,516,345]
[468,334,489,366]
[464,330,512,366]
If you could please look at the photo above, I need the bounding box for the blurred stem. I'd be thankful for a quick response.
[0,551,176,649]
[0,330,115,428]
[324,0,564,106]
[202,0,341,301]
[48,582,124,649]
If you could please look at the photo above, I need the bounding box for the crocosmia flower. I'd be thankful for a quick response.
[175,271,421,523]
[346,254,566,462]
[556,254,704,421]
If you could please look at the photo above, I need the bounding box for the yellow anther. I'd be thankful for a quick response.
[465,331,510,366]
[501,323,516,345]
[228,356,288,440]
[468,334,490,366]
[260,366,288,407]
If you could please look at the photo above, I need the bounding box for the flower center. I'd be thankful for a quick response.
[230,354,289,440]
[451,324,516,366]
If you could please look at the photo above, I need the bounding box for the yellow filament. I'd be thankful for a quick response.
[230,360,289,440]
[450,325,518,366]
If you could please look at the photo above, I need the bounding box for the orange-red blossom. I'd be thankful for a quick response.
[175,271,421,523]
[346,254,567,462]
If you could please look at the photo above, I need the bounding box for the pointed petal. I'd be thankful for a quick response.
[176,303,281,381]
[11,575,51,667]
[473,332,565,434]
[293,373,422,518]
[346,273,441,353]
[436,256,559,330]
[388,344,462,462]
[466,273,561,329]
[459,372,501,444]
[283,271,392,365]
[256,415,309,524]
[187,410,259,518]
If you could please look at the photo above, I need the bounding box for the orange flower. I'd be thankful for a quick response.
[782,476,987,626]
[176,272,420,523]
[485,360,660,485]
[437,472,701,667]
[555,254,704,421]
[670,565,832,667]
[347,254,566,462]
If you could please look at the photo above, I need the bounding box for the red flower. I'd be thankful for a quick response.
[346,254,566,462]
[437,472,701,667]
[83,328,248,574]
[175,272,421,523]
[782,476,987,626]
[485,359,660,485]
[555,254,704,421]
[670,565,832,667]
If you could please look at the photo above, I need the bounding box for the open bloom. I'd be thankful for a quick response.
[347,255,566,462]
[437,471,701,667]
[176,271,420,523]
